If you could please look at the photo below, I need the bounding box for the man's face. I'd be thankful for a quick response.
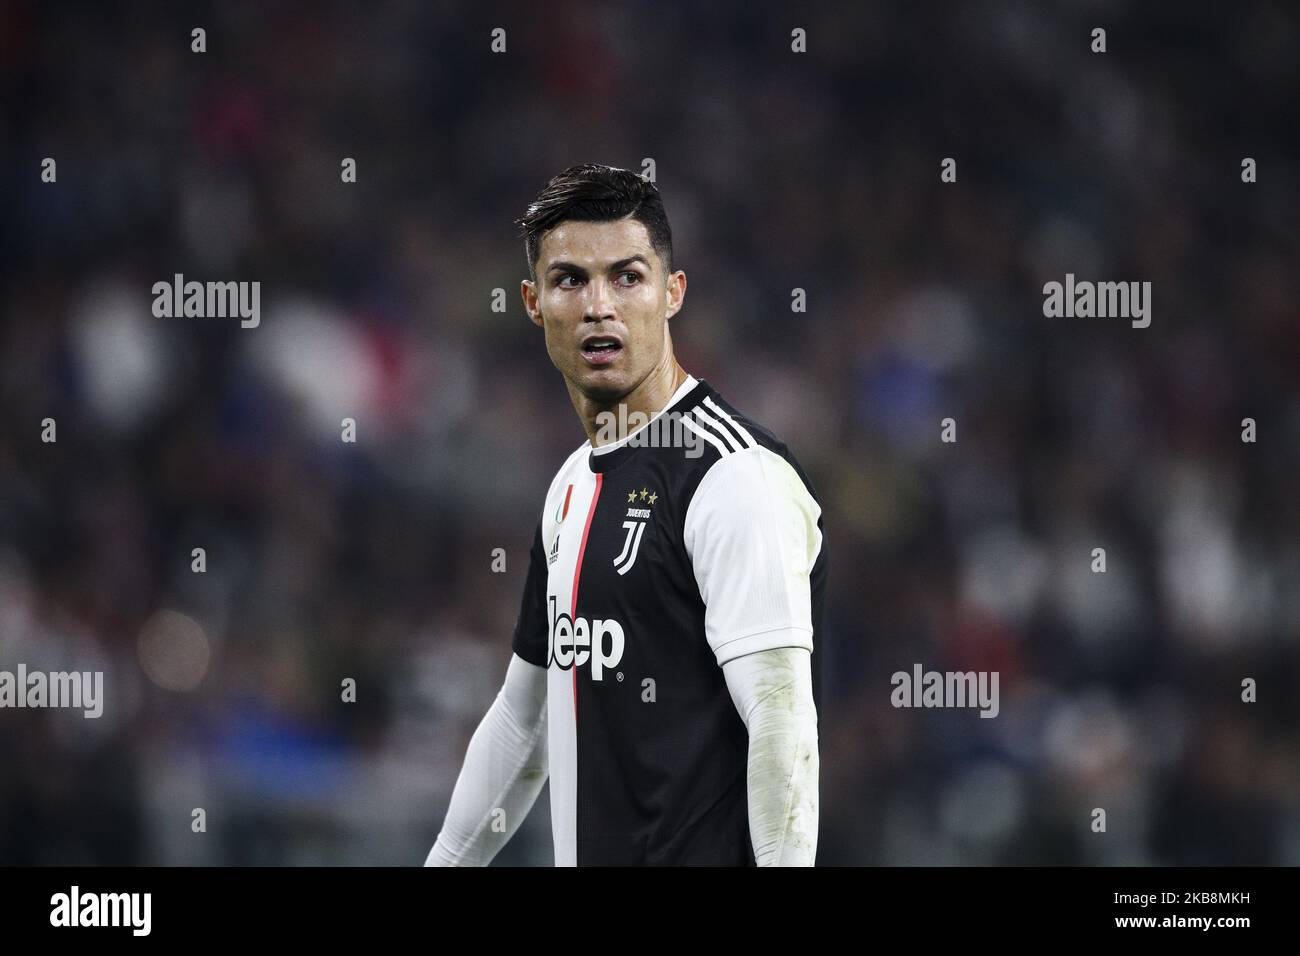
[522,217,684,403]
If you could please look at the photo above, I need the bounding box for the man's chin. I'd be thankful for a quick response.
[571,367,631,405]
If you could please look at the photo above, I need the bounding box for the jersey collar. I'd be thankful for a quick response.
[586,374,705,473]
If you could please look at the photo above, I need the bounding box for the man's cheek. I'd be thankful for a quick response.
[544,331,569,371]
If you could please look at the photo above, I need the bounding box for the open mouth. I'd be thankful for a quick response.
[581,335,624,366]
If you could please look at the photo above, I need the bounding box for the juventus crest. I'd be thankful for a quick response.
[615,487,657,575]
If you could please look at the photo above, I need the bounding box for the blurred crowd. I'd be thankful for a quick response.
[0,1,1296,865]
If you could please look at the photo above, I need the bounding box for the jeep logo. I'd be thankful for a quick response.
[547,595,625,681]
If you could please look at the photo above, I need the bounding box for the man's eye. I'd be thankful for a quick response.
[620,272,640,284]
[557,274,581,288]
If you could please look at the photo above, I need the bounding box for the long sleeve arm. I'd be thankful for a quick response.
[424,653,549,866]
[722,644,819,867]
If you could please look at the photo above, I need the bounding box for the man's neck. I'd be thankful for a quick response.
[571,358,690,448]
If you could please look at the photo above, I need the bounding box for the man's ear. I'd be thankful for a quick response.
[665,270,687,320]
[521,278,544,328]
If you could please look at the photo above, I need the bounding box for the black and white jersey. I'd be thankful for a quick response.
[511,374,826,866]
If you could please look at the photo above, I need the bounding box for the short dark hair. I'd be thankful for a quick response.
[517,164,674,282]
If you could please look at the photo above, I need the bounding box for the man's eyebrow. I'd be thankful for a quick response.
[546,255,651,275]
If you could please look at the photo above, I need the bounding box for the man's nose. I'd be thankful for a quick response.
[584,277,616,320]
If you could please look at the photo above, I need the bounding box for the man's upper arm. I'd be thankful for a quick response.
[683,445,823,667]
[511,520,550,668]
[721,644,815,729]
[501,651,549,733]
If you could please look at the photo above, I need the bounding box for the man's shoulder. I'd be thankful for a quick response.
[685,381,792,461]
[681,382,814,482]
[675,381,822,516]
[678,383,827,608]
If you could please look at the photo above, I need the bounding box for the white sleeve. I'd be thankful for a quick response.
[683,444,822,666]
[424,653,548,867]
[722,644,819,866]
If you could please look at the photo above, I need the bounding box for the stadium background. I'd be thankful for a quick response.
[0,1,1296,865]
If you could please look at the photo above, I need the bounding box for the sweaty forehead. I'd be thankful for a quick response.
[539,218,655,270]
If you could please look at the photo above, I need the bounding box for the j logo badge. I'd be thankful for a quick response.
[615,487,655,575]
